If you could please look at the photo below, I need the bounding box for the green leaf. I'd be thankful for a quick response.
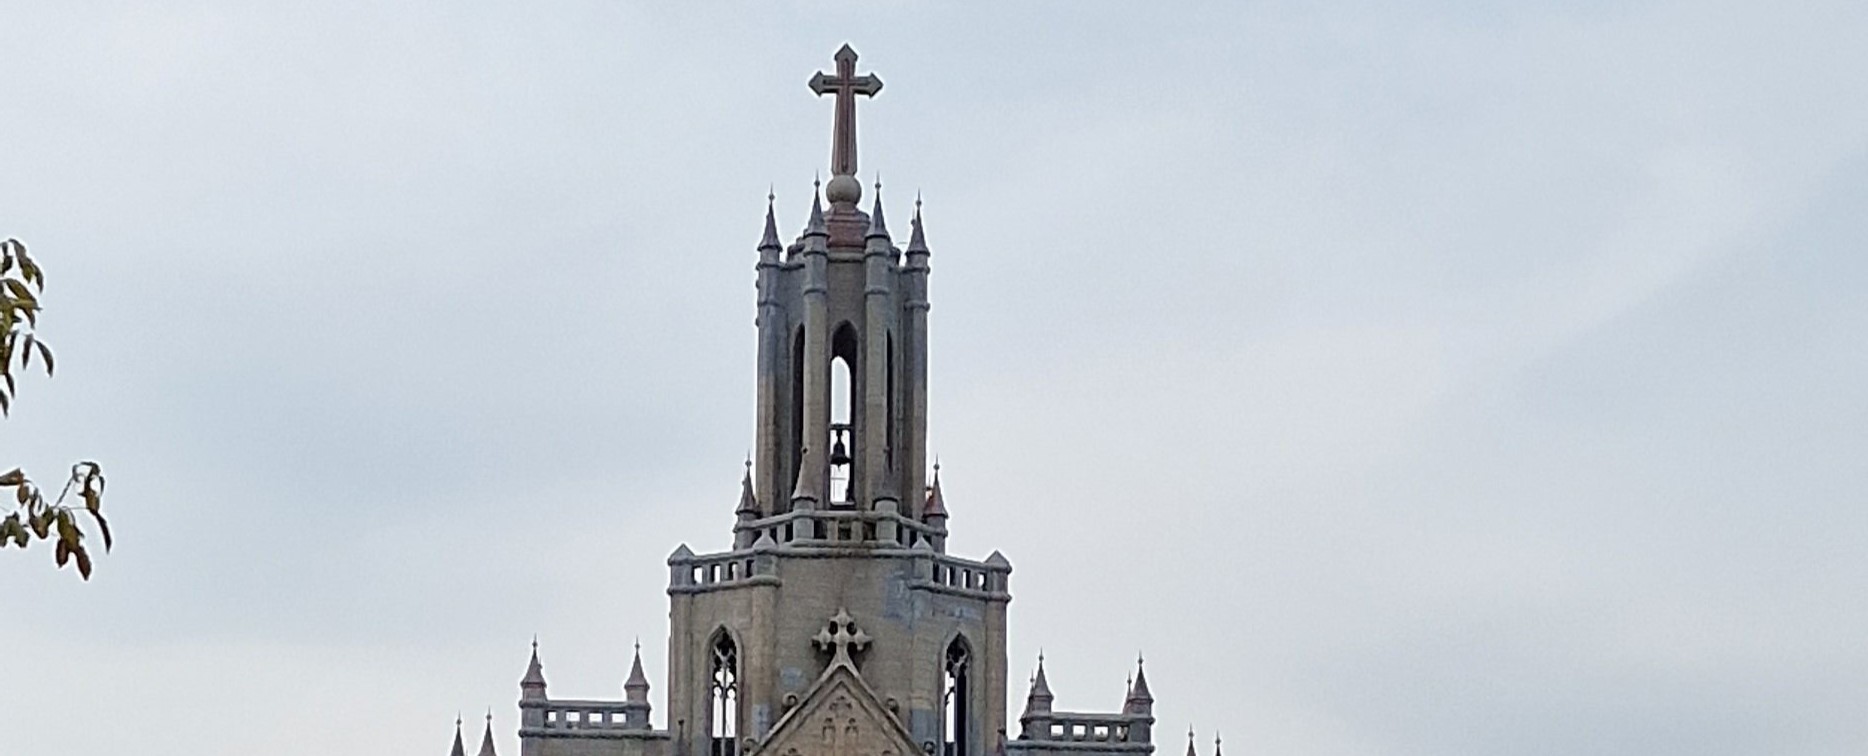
[36,340,52,376]
[0,467,22,486]
[74,544,92,579]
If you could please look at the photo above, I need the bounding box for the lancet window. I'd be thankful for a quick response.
[943,638,971,756]
[710,632,739,756]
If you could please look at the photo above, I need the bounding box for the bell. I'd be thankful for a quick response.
[828,435,852,466]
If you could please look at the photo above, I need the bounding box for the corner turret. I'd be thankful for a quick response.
[622,640,653,729]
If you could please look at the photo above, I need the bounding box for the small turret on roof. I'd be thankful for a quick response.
[1126,653,1153,712]
[625,639,651,702]
[1022,652,1054,716]
[907,194,929,256]
[866,183,891,241]
[736,459,759,517]
[804,180,828,238]
[450,714,466,756]
[476,710,498,756]
[924,463,948,519]
[520,638,547,700]
[622,639,654,728]
[759,191,783,253]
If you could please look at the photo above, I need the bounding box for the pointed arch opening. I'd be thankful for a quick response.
[886,329,896,472]
[828,322,860,505]
[709,630,740,756]
[944,636,972,756]
[789,326,805,510]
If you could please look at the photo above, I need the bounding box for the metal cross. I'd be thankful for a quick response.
[812,608,871,669]
[809,44,883,178]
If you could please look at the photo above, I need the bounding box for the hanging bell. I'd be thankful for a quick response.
[828,434,852,466]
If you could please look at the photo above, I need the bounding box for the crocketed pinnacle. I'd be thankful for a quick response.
[450,715,466,756]
[1184,728,1196,756]
[477,711,498,756]
[759,193,782,251]
[866,183,890,240]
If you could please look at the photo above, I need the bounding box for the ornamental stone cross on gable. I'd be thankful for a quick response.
[813,608,871,670]
[809,44,882,178]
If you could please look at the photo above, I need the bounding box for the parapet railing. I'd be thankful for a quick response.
[1019,712,1146,744]
[736,508,944,550]
[525,699,647,732]
[669,533,1011,599]
[927,553,1009,595]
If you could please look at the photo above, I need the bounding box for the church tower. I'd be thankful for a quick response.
[669,44,1009,756]
[495,46,1159,756]
[743,42,931,529]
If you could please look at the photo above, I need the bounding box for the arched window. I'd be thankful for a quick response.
[944,638,971,756]
[829,353,853,503]
[828,323,860,505]
[789,327,805,511]
[710,632,739,756]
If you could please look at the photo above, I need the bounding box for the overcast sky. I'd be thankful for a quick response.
[4,2,1867,755]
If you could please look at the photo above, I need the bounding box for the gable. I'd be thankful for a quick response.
[756,666,920,756]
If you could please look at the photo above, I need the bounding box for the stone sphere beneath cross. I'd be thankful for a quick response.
[824,174,862,205]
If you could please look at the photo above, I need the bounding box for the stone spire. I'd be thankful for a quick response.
[758,191,783,254]
[804,182,828,238]
[924,463,948,519]
[625,640,651,703]
[1125,654,1153,711]
[736,459,759,517]
[476,710,498,756]
[450,714,466,756]
[520,638,547,701]
[906,194,929,256]
[622,639,653,728]
[1213,732,1223,756]
[1023,653,1054,716]
[866,183,891,240]
[1185,728,1197,756]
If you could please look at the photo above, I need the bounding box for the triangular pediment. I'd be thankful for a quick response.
[756,664,920,756]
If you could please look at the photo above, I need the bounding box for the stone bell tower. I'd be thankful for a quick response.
[666,43,1009,756]
[742,43,930,529]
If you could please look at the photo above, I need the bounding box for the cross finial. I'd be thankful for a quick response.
[809,45,882,179]
[812,607,872,670]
